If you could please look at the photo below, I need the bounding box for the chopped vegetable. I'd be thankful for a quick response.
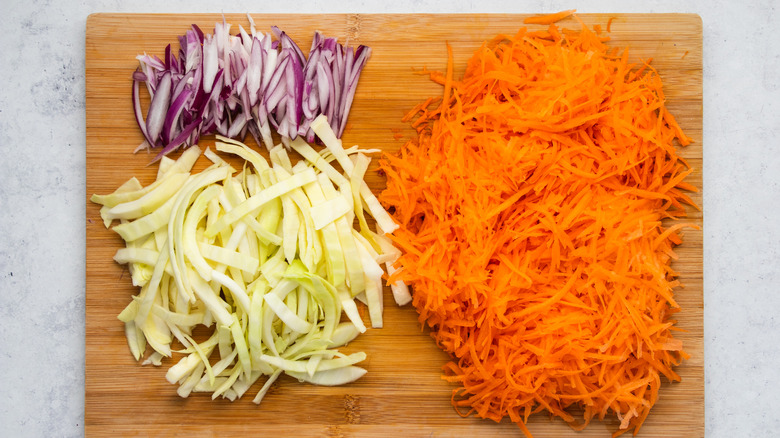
[133,16,371,159]
[522,9,576,25]
[379,18,699,437]
[92,118,406,402]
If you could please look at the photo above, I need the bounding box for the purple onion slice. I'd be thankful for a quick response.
[145,71,172,144]
[132,21,372,158]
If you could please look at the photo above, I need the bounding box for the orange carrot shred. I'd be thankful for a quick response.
[380,18,698,438]
[524,9,577,25]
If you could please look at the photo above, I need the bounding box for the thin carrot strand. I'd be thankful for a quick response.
[524,9,577,25]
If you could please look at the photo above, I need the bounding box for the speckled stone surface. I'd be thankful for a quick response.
[1,1,778,437]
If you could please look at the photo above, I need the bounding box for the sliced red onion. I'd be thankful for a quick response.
[302,81,317,119]
[214,20,230,56]
[162,88,193,145]
[246,38,263,107]
[272,26,306,68]
[238,24,253,54]
[132,77,155,148]
[331,45,345,135]
[145,71,172,144]
[304,47,320,83]
[239,81,252,121]
[154,119,200,161]
[262,55,290,113]
[207,69,225,107]
[202,35,218,94]
[182,28,202,73]
[191,24,204,43]
[227,112,248,138]
[137,53,165,72]
[213,102,228,136]
[132,21,372,158]
[338,45,371,137]
[260,36,277,91]
[317,62,336,126]
[164,44,172,70]
[284,50,305,139]
[169,70,193,109]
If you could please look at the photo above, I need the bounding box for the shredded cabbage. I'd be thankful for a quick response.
[91,119,407,403]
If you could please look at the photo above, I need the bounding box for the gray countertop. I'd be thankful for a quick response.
[2,1,778,436]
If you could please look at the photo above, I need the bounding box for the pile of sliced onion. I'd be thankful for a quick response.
[133,16,372,160]
[91,118,408,402]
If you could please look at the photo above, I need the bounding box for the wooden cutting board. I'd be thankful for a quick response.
[85,13,703,437]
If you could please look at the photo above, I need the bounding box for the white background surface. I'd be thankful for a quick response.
[1,0,777,436]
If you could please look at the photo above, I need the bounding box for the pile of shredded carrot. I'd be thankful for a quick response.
[379,16,699,438]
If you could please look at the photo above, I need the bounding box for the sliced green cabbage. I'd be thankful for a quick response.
[91,118,408,404]
[310,115,399,234]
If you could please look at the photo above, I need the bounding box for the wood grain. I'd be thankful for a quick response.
[85,13,703,437]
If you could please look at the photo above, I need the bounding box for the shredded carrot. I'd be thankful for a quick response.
[380,18,699,438]
[523,9,576,25]
[607,16,617,32]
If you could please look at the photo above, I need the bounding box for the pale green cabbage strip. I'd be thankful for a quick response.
[92,121,408,402]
